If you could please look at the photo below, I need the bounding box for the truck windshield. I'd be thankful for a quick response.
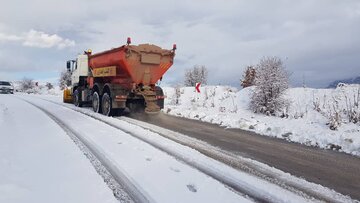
[0,81,11,86]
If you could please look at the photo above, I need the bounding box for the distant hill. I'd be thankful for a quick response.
[327,76,360,88]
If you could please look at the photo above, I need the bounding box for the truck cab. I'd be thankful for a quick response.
[67,54,89,87]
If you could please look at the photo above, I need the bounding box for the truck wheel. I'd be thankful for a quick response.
[73,89,82,107]
[92,92,102,113]
[102,92,112,116]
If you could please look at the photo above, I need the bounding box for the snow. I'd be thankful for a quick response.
[119,116,354,203]
[3,84,359,202]
[0,95,118,203]
[163,85,360,156]
[15,94,346,202]
[21,96,254,203]
[12,80,62,95]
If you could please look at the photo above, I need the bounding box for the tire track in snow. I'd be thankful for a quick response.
[18,98,140,203]
[18,97,257,203]
[119,116,356,203]
[25,96,329,203]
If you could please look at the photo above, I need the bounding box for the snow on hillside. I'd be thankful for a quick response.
[162,85,360,156]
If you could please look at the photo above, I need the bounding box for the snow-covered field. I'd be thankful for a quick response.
[1,87,358,202]
[163,85,360,156]
[17,84,360,156]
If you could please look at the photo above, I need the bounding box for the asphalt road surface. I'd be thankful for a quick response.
[128,113,360,200]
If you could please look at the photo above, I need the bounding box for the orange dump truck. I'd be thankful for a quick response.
[63,38,176,115]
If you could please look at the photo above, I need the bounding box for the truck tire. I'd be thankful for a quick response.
[73,89,82,107]
[92,91,102,113]
[102,92,112,116]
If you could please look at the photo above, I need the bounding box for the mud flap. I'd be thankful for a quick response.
[63,88,73,103]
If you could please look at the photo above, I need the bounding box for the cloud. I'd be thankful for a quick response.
[0,0,359,87]
[0,29,75,49]
[23,30,75,49]
[0,33,22,42]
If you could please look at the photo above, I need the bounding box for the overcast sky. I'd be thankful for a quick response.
[0,0,359,87]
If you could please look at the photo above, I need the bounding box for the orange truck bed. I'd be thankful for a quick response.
[88,44,175,86]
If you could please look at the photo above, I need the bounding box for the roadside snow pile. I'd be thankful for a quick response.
[12,81,62,95]
[24,85,62,95]
[162,85,360,156]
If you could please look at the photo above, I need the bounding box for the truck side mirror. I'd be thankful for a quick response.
[66,61,71,72]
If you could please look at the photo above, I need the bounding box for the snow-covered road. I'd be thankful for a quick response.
[0,94,118,203]
[0,94,356,203]
[3,95,252,203]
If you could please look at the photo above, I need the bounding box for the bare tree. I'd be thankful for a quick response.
[19,77,35,92]
[59,70,71,90]
[344,87,360,124]
[171,84,182,105]
[250,56,290,116]
[313,86,360,130]
[45,82,54,90]
[328,97,341,130]
[184,65,208,87]
[241,65,256,88]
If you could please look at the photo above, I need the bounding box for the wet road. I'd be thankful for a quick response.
[128,113,360,200]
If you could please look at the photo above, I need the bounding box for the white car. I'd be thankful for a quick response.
[0,81,14,94]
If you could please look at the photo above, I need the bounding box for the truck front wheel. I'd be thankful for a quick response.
[102,92,112,116]
[92,91,102,113]
[73,89,82,107]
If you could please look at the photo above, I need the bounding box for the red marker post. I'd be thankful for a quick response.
[195,82,201,93]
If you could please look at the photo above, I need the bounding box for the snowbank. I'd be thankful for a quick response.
[12,81,62,96]
[162,85,360,156]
